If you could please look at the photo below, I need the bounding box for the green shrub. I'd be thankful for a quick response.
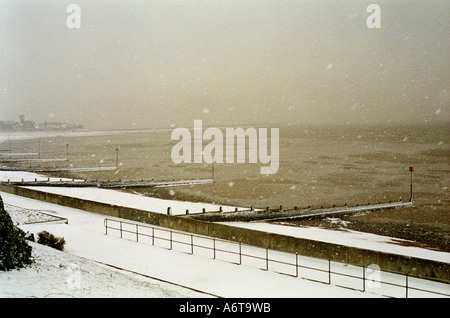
[0,195,33,271]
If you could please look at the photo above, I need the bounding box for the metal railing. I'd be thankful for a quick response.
[104,218,449,298]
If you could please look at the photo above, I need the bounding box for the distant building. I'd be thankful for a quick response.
[0,121,15,130]
[0,115,83,131]
[37,122,84,130]
[18,115,36,130]
[0,115,35,130]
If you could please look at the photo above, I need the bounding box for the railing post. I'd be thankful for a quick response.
[104,219,108,235]
[295,253,298,277]
[136,224,139,242]
[362,265,365,292]
[152,227,154,245]
[120,221,122,238]
[191,235,193,255]
[406,274,408,298]
[328,260,331,285]
[213,239,216,259]
[239,242,242,265]
[169,231,172,250]
[266,248,269,271]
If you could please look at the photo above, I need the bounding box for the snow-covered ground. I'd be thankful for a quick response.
[0,171,81,183]
[0,190,375,298]
[0,241,206,298]
[0,170,449,298]
[1,189,449,298]
[23,186,240,215]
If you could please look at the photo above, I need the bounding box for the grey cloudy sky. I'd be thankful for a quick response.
[0,0,448,130]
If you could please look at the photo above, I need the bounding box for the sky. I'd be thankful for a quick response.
[0,0,448,130]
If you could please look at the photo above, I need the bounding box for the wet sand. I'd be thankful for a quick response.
[2,123,448,251]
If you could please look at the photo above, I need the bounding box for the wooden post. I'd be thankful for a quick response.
[409,166,414,202]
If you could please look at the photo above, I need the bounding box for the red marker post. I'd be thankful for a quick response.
[212,154,215,182]
[409,166,414,202]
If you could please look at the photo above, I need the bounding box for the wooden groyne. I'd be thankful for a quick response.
[0,158,68,163]
[1,178,214,189]
[184,201,414,222]
[0,166,117,172]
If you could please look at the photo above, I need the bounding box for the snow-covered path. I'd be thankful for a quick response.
[223,222,450,264]
[24,186,240,215]
[0,171,240,215]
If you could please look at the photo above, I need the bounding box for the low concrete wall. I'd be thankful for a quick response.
[209,222,271,248]
[0,183,448,282]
